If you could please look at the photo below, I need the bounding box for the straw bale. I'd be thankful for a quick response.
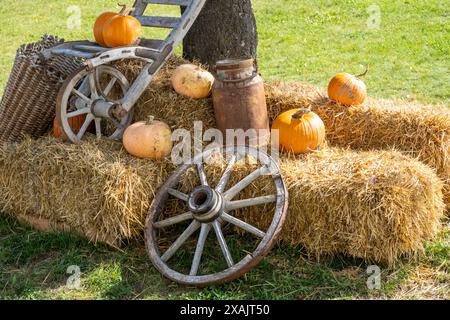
[114,59,449,204]
[0,137,444,263]
[0,136,174,246]
[265,82,450,208]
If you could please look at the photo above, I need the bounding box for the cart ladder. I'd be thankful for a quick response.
[47,0,207,143]
[45,0,206,69]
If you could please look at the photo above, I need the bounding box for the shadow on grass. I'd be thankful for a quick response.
[0,215,434,300]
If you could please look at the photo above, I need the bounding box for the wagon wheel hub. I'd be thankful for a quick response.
[188,186,223,223]
[90,99,128,121]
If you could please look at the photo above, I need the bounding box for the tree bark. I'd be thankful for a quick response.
[182,0,258,68]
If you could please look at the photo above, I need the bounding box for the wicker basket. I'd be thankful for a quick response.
[0,35,83,144]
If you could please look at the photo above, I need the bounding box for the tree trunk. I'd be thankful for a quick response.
[183,0,258,68]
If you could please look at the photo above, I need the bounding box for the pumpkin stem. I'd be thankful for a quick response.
[356,64,369,78]
[118,3,134,16]
[291,108,311,120]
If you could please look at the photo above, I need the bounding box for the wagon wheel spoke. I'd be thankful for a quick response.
[221,212,265,239]
[103,78,117,96]
[154,212,193,229]
[189,223,211,276]
[226,195,277,211]
[223,166,268,200]
[168,188,189,202]
[94,66,119,97]
[72,89,91,103]
[76,114,94,140]
[67,107,90,119]
[94,118,102,139]
[212,221,234,268]
[108,117,126,131]
[88,72,99,99]
[197,163,208,186]
[216,154,237,193]
[161,221,201,263]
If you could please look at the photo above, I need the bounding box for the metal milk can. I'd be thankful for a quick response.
[212,58,270,146]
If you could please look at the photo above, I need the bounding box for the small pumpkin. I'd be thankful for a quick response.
[123,116,173,160]
[93,11,118,47]
[53,115,93,140]
[102,6,142,48]
[171,64,215,99]
[271,108,326,154]
[328,66,368,106]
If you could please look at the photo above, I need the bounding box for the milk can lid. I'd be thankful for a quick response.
[215,58,254,71]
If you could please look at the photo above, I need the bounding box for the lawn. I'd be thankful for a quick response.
[0,0,448,300]
[0,0,448,104]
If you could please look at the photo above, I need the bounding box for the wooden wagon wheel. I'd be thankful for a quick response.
[56,66,132,143]
[145,146,288,286]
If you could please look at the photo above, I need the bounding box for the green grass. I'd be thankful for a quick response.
[0,0,448,104]
[1,216,448,300]
[0,0,449,300]
[256,0,449,104]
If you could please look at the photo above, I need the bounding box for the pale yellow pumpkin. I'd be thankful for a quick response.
[171,64,215,99]
[123,117,173,160]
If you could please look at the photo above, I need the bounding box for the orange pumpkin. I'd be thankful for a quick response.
[102,6,142,48]
[271,108,326,154]
[328,66,368,106]
[93,11,118,47]
[53,115,93,141]
[123,117,173,159]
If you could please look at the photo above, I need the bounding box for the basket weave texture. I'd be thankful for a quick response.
[0,35,83,144]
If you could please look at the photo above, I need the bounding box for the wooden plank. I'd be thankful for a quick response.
[136,16,181,28]
[73,44,108,53]
[51,48,95,59]
[139,38,165,50]
[132,0,148,16]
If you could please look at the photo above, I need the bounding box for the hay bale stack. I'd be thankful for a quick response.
[0,137,174,246]
[112,59,449,207]
[0,57,444,262]
[265,82,450,207]
[0,135,444,263]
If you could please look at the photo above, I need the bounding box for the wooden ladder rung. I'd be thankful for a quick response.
[143,0,191,6]
[136,16,181,28]
[139,39,165,50]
